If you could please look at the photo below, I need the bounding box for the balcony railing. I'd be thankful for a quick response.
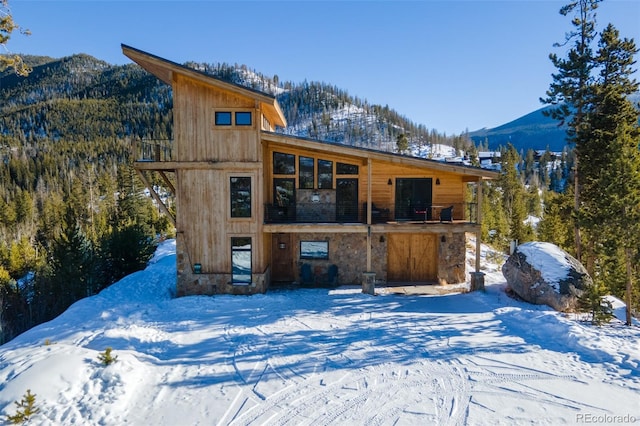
[264,202,478,224]
[133,139,174,162]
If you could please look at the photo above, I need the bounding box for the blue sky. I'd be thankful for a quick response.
[5,0,640,135]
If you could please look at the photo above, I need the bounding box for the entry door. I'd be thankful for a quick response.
[395,178,433,220]
[271,233,294,282]
[336,178,358,222]
[387,234,438,282]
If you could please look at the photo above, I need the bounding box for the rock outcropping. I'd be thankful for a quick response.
[502,242,591,312]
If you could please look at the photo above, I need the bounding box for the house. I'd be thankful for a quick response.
[121,45,499,296]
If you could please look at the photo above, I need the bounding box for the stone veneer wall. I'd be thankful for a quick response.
[296,190,336,222]
[175,233,268,296]
[437,232,466,284]
[295,232,388,284]
[174,230,468,295]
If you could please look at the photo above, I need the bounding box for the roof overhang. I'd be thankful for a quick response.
[121,44,286,128]
[262,132,499,180]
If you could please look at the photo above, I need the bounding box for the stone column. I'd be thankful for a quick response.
[470,271,485,291]
[362,272,376,295]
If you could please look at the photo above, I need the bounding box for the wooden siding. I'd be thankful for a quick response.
[176,168,266,274]
[174,74,261,163]
[263,144,466,219]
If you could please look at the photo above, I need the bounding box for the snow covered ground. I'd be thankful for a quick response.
[1,239,639,425]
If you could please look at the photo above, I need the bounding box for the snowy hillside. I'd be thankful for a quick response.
[1,239,639,425]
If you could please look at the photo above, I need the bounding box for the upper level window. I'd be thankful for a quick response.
[299,156,314,189]
[230,177,251,218]
[337,162,359,175]
[273,152,295,175]
[215,111,232,126]
[318,159,333,189]
[235,111,252,126]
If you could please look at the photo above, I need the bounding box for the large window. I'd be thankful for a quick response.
[273,152,295,175]
[230,177,251,218]
[299,156,314,189]
[318,159,333,189]
[231,237,252,284]
[337,162,359,175]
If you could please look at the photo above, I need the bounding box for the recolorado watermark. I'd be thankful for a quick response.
[576,413,637,424]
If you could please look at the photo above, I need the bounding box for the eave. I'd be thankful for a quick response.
[261,132,499,180]
[121,44,287,128]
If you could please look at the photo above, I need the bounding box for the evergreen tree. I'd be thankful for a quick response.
[541,0,601,262]
[396,133,409,154]
[499,144,530,245]
[538,190,574,253]
[40,206,94,318]
[580,24,640,325]
[0,0,31,76]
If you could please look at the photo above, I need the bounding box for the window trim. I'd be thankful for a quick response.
[299,156,315,189]
[231,236,252,285]
[235,111,252,126]
[317,159,334,189]
[215,111,232,126]
[229,175,253,219]
[273,152,296,175]
[213,109,254,128]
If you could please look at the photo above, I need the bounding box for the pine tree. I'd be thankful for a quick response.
[541,0,601,262]
[499,144,530,245]
[580,24,640,325]
[395,133,409,154]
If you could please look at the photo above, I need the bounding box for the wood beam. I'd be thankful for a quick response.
[135,169,176,226]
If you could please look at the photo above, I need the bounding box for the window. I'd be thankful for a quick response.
[273,152,295,175]
[215,111,232,126]
[231,237,252,284]
[235,111,252,126]
[337,162,359,175]
[299,156,314,189]
[230,177,251,218]
[317,159,333,189]
[300,241,329,260]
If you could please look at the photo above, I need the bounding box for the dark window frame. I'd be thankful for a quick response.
[337,162,359,175]
[231,237,252,284]
[235,111,252,126]
[215,111,232,126]
[317,159,334,189]
[230,176,252,218]
[299,156,315,189]
[273,152,296,175]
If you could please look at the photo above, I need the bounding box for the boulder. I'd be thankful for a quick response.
[502,242,591,312]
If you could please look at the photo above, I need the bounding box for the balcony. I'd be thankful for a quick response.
[264,202,478,225]
[133,139,174,162]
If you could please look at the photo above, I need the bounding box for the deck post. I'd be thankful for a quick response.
[366,158,372,271]
[362,271,376,295]
[475,179,483,273]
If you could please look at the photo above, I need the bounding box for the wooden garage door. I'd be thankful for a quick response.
[388,234,438,282]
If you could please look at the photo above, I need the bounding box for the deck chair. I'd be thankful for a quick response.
[327,264,338,287]
[300,263,314,286]
[440,205,454,222]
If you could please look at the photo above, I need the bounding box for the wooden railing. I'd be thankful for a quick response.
[264,202,479,224]
[132,139,174,162]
